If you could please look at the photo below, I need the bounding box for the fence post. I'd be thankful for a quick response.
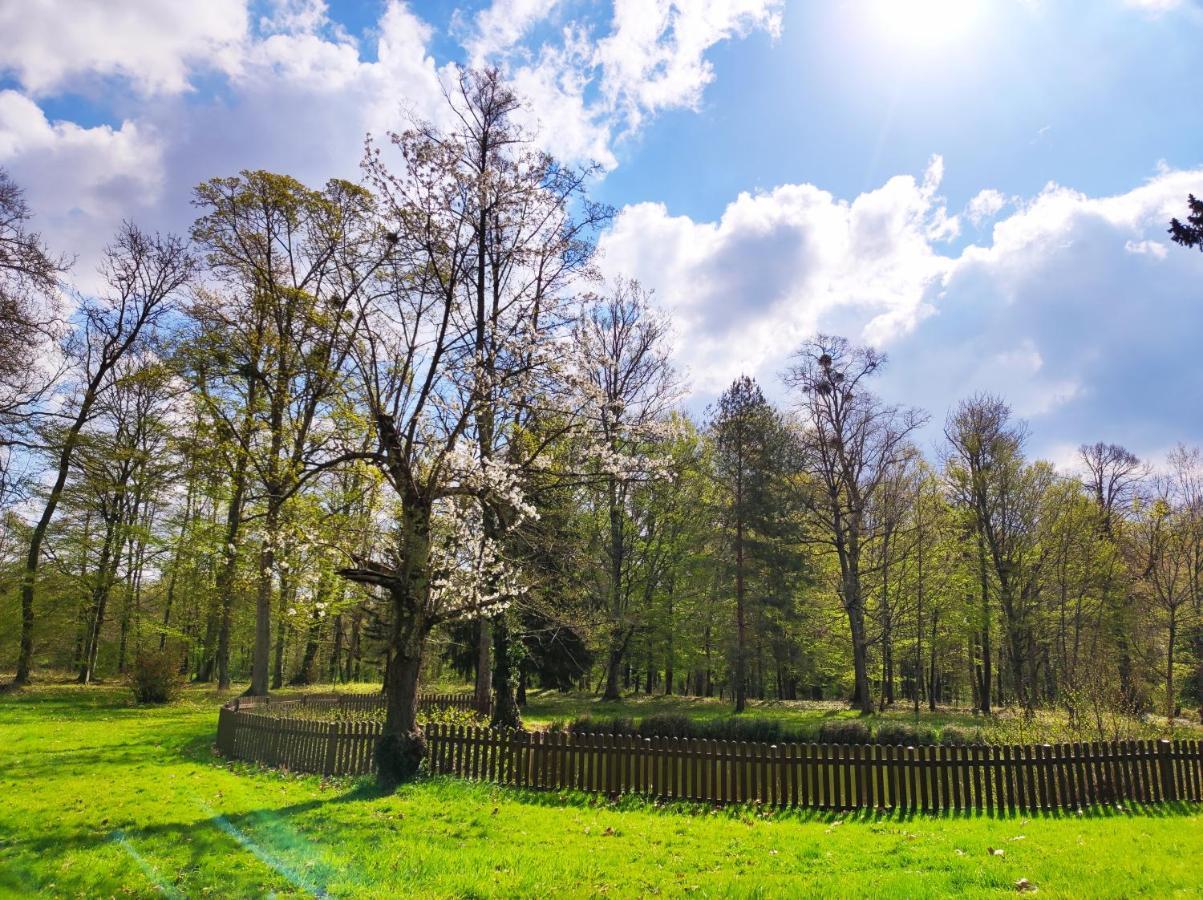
[1158,739,1177,803]
[323,722,339,776]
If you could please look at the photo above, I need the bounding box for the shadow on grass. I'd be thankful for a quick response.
[379,773,1203,826]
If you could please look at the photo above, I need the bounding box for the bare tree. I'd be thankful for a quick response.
[573,280,678,702]
[785,335,927,715]
[0,169,68,505]
[13,224,193,685]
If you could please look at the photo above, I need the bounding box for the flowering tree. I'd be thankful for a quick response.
[341,68,607,785]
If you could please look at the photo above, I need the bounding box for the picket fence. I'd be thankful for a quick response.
[215,692,480,776]
[215,698,1203,812]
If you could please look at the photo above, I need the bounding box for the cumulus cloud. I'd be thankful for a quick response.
[598,155,956,394]
[0,0,246,96]
[458,0,564,63]
[460,0,783,168]
[966,189,1008,227]
[0,0,778,270]
[595,0,783,130]
[0,1,447,279]
[603,160,1203,456]
[0,91,164,287]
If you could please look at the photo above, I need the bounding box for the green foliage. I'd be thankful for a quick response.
[128,649,183,703]
[874,722,937,746]
[419,705,488,728]
[940,725,987,746]
[817,720,872,745]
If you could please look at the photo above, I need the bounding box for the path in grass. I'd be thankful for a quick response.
[1,684,1201,897]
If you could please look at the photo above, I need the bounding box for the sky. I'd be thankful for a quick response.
[1,0,1201,466]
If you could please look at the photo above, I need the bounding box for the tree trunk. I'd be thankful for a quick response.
[602,641,624,702]
[14,384,100,685]
[734,470,747,714]
[490,615,521,729]
[977,534,992,715]
[474,617,492,714]
[329,613,343,684]
[292,608,322,686]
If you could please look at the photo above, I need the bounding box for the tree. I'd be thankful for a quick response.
[710,376,791,713]
[188,171,376,694]
[573,280,678,702]
[0,169,67,506]
[340,68,601,786]
[71,356,176,683]
[1079,442,1144,708]
[13,224,192,686]
[1169,194,1203,251]
[785,336,926,715]
[945,395,1053,714]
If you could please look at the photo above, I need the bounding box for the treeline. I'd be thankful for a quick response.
[1,70,1200,780]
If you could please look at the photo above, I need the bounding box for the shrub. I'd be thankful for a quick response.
[129,649,182,704]
[817,720,872,745]
[638,713,694,738]
[874,722,937,746]
[420,705,486,728]
[566,715,637,736]
[939,725,985,746]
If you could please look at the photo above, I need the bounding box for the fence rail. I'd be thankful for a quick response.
[215,703,1203,811]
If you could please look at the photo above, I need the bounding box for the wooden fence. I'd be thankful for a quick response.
[424,729,1202,812]
[216,706,1202,811]
[215,692,482,776]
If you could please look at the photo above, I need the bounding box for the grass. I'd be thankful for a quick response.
[520,689,1203,745]
[1,683,1201,898]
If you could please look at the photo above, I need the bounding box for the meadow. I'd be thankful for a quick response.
[2,683,1202,898]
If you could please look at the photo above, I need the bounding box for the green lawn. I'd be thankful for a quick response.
[2,683,1201,898]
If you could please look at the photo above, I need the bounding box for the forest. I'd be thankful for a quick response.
[3,70,1201,786]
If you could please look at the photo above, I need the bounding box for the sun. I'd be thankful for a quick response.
[865,0,983,49]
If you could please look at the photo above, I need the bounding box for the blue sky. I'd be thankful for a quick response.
[1,0,1201,465]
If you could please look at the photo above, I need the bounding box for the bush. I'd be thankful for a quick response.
[566,715,637,736]
[637,713,694,738]
[939,725,985,747]
[129,649,182,704]
[874,722,936,746]
[817,720,872,745]
[420,705,486,728]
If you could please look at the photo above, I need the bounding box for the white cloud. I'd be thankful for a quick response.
[596,0,783,131]
[462,0,783,168]
[0,0,247,96]
[599,155,955,393]
[600,161,1203,456]
[966,188,1008,226]
[0,91,163,286]
[0,1,452,294]
[459,0,563,63]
